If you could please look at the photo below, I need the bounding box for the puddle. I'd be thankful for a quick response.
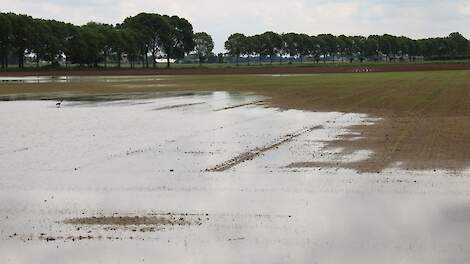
[0,75,164,84]
[1,91,470,263]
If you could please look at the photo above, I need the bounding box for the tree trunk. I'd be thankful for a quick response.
[152,50,157,68]
[117,52,121,68]
[167,56,170,68]
[236,55,239,66]
[143,53,147,68]
[141,52,145,68]
[18,50,24,69]
[247,55,250,65]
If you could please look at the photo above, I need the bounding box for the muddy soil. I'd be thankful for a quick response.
[64,214,205,226]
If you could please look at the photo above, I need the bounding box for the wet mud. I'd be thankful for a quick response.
[64,214,206,226]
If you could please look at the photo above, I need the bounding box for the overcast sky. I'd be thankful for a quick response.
[2,0,470,52]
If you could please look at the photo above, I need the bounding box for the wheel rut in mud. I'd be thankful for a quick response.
[206,125,323,172]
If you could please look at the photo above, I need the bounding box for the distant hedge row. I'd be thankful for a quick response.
[225,32,470,64]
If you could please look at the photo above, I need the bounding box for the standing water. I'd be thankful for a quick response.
[1,91,470,263]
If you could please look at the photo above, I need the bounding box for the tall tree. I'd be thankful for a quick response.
[161,15,194,68]
[282,33,299,62]
[337,35,353,62]
[365,35,380,58]
[109,27,126,68]
[193,32,214,65]
[297,34,312,63]
[378,34,399,61]
[250,34,265,64]
[63,23,80,68]
[310,35,323,63]
[350,36,366,61]
[225,33,246,65]
[123,13,169,68]
[260,31,282,64]
[10,14,35,68]
[447,32,468,56]
[0,13,13,68]
[242,35,254,65]
[121,28,139,68]
[317,34,337,62]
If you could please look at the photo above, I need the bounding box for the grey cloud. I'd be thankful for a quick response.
[1,0,469,52]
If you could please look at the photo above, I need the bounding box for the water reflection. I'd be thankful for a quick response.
[0,75,163,84]
[1,92,470,263]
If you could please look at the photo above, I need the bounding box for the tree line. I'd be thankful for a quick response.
[0,12,216,69]
[225,32,470,64]
[1,11,470,69]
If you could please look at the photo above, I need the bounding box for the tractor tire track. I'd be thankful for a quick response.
[205,125,323,172]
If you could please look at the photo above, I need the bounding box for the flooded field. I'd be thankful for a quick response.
[1,89,470,263]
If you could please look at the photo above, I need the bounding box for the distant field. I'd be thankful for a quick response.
[1,70,470,171]
[2,61,470,76]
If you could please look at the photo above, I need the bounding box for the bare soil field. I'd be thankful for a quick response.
[2,62,470,76]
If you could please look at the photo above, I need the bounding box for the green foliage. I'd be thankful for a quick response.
[224,31,470,64]
[0,12,198,69]
[162,15,195,67]
[193,32,214,64]
[0,13,12,68]
[225,33,247,64]
[260,31,283,63]
[0,10,469,69]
